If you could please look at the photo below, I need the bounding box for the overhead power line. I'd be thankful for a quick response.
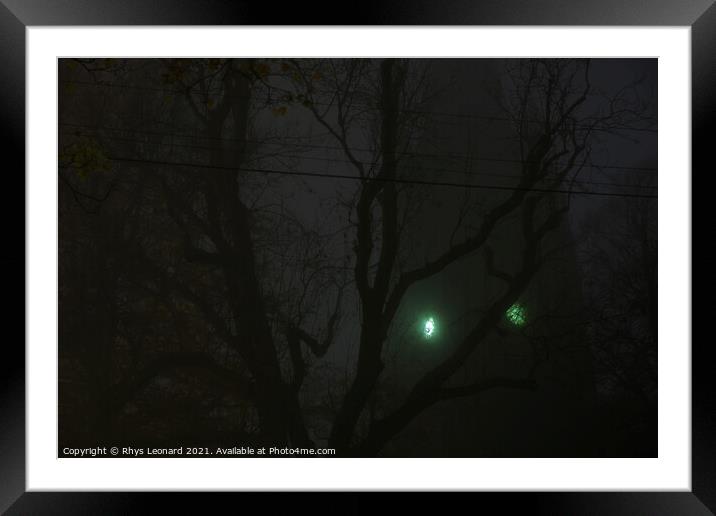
[59,122,658,174]
[95,155,658,200]
[60,127,658,192]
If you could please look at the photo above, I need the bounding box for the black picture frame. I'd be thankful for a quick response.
[1,1,710,513]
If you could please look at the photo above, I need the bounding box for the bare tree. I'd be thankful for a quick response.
[59,58,654,455]
[279,58,623,453]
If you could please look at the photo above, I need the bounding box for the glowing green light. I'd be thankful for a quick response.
[423,317,436,338]
[505,304,526,326]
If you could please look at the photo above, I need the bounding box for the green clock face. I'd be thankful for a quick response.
[423,317,436,338]
[505,304,526,326]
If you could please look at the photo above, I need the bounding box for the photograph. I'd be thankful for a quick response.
[57,57,658,458]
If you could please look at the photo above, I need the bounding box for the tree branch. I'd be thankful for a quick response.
[357,195,568,455]
[437,377,537,401]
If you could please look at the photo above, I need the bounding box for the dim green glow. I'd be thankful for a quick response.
[505,304,526,326]
[423,317,436,338]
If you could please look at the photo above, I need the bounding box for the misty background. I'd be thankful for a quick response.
[58,58,657,457]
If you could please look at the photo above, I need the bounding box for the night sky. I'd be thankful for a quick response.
[58,58,657,457]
